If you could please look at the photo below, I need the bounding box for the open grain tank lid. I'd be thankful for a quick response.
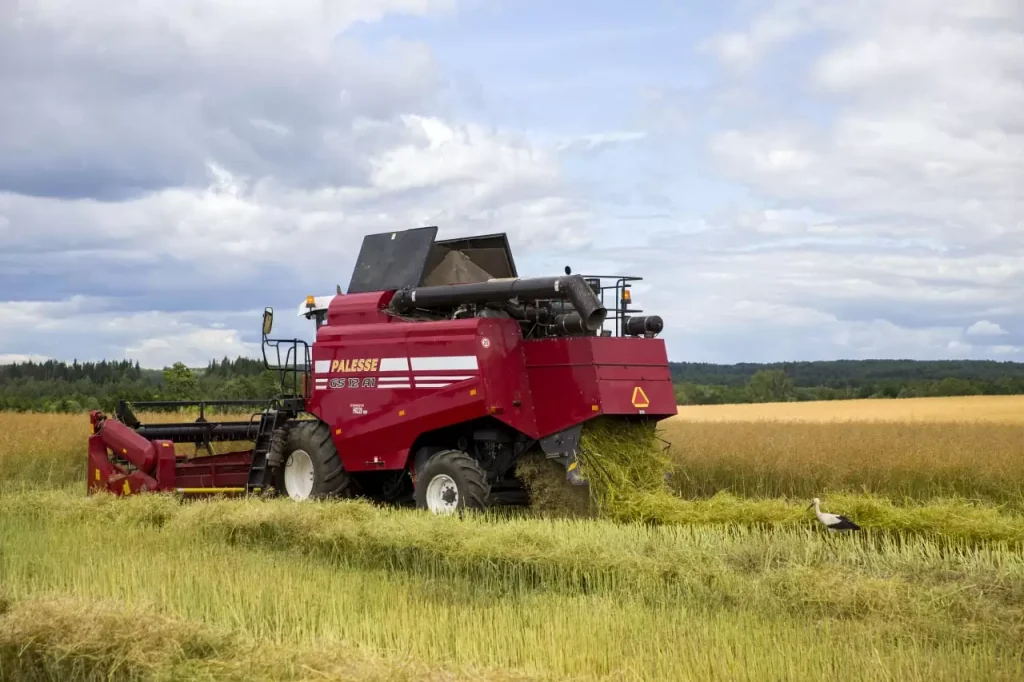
[346,226,519,293]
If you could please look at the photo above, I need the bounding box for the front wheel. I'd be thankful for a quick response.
[414,450,489,515]
[276,420,356,501]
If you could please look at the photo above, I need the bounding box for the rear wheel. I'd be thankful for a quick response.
[414,450,489,515]
[276,420,356,501]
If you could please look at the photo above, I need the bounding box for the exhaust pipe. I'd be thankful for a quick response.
[390,274,608,332]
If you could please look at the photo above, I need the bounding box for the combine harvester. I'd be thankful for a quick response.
[87,227,676,514]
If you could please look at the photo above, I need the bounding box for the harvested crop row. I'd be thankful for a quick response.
[0,593,535,682]
[2,491,1023,681]
[4,489,1023,628]
[515,417,1024,544]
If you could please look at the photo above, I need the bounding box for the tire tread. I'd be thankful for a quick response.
[279,420,355,499]
[414,449,489,512]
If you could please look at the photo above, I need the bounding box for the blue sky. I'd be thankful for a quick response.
[1,0,1021,367]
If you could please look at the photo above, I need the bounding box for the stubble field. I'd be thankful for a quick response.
[1,395,1023,680]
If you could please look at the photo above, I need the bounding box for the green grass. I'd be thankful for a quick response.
[1,489,1022,681]
[4,411,1024,679]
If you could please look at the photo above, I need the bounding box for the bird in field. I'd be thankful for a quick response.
[808,497,860,531]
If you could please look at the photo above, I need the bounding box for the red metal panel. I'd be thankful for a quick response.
[310,316,491,472]
[527,366,602,437]
[324,291,394,328]
[152,440,177,490]
[338,391,485,471]
[97,418,157,473]
[87,434,119,495]
[308,295,675,468]
[594,365,672,382]
[596,379,677,415]
[478,317,537,436]
[588,336,670,366]
[172,451,252,489]
[106,470,158,496]
[523,336,676,436]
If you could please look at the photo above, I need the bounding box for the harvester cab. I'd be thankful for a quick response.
[87,226,676,515]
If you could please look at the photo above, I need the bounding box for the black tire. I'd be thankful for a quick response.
[414,450,489,515]
[275,420,356,500]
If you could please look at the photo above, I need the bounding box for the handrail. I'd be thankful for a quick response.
[577,274,644,337]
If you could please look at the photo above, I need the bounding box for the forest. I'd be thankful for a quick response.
[0,358,278,413]
[2,357,1024,412]
[671,360,1024,404]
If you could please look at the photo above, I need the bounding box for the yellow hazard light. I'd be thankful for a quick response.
[622,289,631,302]
[306,295,316,307]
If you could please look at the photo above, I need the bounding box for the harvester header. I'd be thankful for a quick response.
[88,226,674,514]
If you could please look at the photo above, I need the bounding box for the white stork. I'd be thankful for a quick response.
[808,497,860,531]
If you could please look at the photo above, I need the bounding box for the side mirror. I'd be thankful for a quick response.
[262,307,274,336]
[564,265,572,275]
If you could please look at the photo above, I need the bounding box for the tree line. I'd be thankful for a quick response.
[671,361,1024,405]
[2,357,1024,412]
[0,358,279,413]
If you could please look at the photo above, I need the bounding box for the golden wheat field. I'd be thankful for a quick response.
[673,393,1024,423]
[1,400,1024,680]
[662,395,1024,505]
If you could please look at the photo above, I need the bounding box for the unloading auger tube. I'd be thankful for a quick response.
[388,274,608,331]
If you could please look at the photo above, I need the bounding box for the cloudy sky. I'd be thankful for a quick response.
[1,0,1021,367]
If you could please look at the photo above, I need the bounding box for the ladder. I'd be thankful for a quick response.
[246,409,285,495]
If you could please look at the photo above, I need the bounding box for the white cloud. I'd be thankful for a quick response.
[2,0,1022,367]
[702,13,807,71]
[966,320,1008,337]
[0,354,50,364]
[707,2,1024,241]
[665,0,1024,361]
[125,328,259,368]
[553,131,648,153]
[0,297,262,367]
[0,0,455,199]
[0,114,588,281]
[367,115,561,198]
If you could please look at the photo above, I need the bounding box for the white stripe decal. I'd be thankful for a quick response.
[413,375,474,381]
[416,382,452,388]
[377,376,411,383]
[377,383,410,389]
[410,355,478,371]
[380,357,410,372]
[313,360,331,374]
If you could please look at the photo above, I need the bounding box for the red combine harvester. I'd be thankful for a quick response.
[87,226,676,514]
